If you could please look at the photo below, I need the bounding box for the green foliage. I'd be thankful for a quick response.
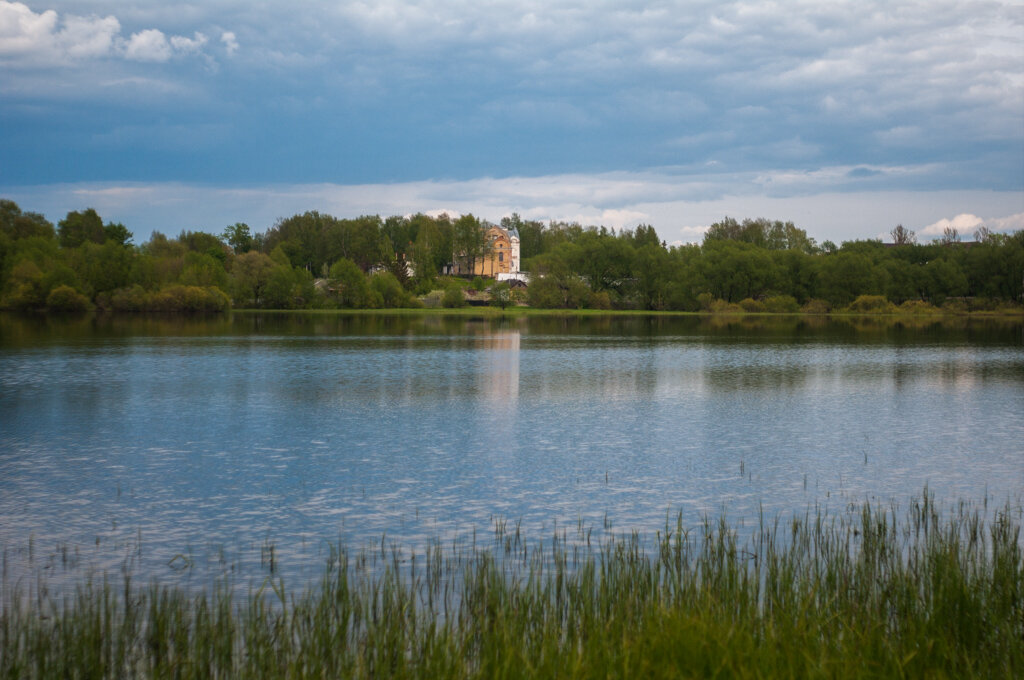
[369,271,410,308]
[102,222,133,245]
[58,209,105,248]
[489,282,512,309]
[705,216,817,253]
[230,251,277,307]
[328,257,373,308]
[845,294,894,313]
[45,284,92,312]
[441,286,466,308]
[4,196,1024,314]
[764,294,799,313]
[222,222,254,254]
[263,265,315,309]
[738,297,766,312]
[150,285,231,312]
[68,241,134,295]
[801,298,831,314]
[1,199,55,240]
[4,493,1018,678]
[453,214,487,273]
[897,300,941,315]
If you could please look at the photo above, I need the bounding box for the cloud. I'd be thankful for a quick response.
[920,212,1024,237]
[170,32,207,55]
[0,1,219,66]
[124,29,171,62]
[220,31,237,56]
[5,174,1020,248]
[0,1,119,62]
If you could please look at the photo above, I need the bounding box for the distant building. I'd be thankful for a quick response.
[453,224,521,277]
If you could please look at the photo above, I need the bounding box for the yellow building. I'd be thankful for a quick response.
[456,224,521,277]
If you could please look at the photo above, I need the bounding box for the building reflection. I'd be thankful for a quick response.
[478,330,520,403]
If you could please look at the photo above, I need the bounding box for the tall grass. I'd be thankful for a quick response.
[2,493,1021,678]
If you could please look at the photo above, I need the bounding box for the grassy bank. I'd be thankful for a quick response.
[2,495,1022,678]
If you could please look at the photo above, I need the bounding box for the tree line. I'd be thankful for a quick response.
[1,198,1021,313]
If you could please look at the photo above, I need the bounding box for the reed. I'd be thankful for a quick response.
[2,492,1021,678]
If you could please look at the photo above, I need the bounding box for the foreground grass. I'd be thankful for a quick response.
[2,495,1021,679]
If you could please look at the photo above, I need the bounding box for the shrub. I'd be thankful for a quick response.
[490,282,512,310]
[897,300,940,315]
[369,272,409,308]
[845,295,893,313]
[45,285,91,312]
[738,298,765,313]
[420,290,445,308]
[108,285,151,312]
[710,299,742,314]
[441,287,466,308]
[801,298,831,314]
[588,290,612,310]
[764,295,799,313]
[151,285,230,313]
[696,292,714,311]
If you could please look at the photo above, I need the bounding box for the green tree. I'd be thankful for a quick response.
[328,257,373,308]
[369,271,408,308]
[490,281,512,310]
[890,224,916,245]
[1,200,55,240]
[230,251,276,307]
[69,241,134,296]
[222,223,254,254]
[103,222,133,245]
[453,214,488,274]
[58,209,105,248]
[46,284,91,312]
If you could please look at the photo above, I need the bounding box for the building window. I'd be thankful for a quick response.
[498,252,504,262]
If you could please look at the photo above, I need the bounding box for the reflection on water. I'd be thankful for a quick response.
[0,312,1022,591]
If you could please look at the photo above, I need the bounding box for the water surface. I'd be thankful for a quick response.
[2,312,1022,588]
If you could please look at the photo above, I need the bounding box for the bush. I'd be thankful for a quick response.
[108,285,150,312]
[696,292,714,311]
[471,276,487,291]
[45,285,92,312]
[489,282,512,310]
[764,295,799,313]
[738,298,765,313]
[151,285,230,313]
[801,299,831,314]
[897,300,940,315]
[369,272,409,308]
[441,287,466,308]
[420,290,445,308]
[845,295,893,314]
[587,290,612,310]
[710,299,742,314]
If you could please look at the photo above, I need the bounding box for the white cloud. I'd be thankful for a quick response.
[0,1,220,66]
[6,173,1021,247]
[0,2,58,55]
[921,212,1024,237]
[987,212,1024,233]
[0,1,119,62]
[57,13,118,58]
[170,31,207,55]
[220,31,237,56]
[124,28,170,62]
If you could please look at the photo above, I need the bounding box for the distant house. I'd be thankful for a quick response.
[453,224,521,278]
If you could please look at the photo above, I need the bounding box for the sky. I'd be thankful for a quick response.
[1,1,1022,245]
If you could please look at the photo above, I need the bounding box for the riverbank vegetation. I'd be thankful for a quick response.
[2,199,1022,314]
[2,493,1020,678]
